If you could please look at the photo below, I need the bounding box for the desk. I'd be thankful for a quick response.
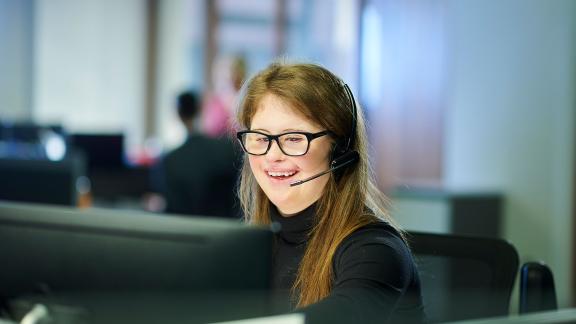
[445,308,576,324]
[9,292,291,324]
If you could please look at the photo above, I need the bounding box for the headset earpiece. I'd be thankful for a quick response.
[329,83,359,177]
[289,82,359,187]
[331,150,360,170]
[330,137,348,161]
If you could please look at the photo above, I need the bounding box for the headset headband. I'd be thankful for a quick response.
[342,83,358,152]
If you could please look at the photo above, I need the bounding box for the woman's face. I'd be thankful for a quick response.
[248,93,332,216]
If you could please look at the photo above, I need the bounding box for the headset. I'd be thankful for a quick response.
[290,83,360,187]
[331,83,360,167]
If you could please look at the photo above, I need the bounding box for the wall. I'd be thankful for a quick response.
[361,0,448,190]
[444,0,575,307]
[32,0,146,150]
[154,0,200,149]
[0,0,34,121]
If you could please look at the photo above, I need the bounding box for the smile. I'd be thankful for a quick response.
[266,170,298,180]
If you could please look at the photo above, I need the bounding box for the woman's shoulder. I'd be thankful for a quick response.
[332,220,419,290]
[343,221,406,249]
[335,221,414,269]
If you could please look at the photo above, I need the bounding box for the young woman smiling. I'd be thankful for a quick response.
[235,62,426,324]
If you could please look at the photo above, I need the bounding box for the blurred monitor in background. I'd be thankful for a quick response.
[67,133,150,205]
[150,90,240,218]
[0,121,67,161]
[0,154,86,206]
[0,121,83,207]
[68,133,125,172]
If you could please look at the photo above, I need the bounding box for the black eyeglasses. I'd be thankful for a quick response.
[236,130,330,156]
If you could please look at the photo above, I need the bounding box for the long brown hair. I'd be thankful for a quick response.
[236,62,401,307]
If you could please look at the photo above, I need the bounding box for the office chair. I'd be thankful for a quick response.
[408,231,519,323]
[519,261,558,314]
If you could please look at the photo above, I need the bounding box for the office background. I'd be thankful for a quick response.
[0,0,574,311]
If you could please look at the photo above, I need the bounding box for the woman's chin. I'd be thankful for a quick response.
[267,193,294,211]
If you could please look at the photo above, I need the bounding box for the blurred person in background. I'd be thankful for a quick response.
[203,54,247,137]
[151,90,240,218]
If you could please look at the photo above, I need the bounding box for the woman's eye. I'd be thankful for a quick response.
[256,137,270,143]
[285,137,303,143]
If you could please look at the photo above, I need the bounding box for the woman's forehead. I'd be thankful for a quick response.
[250,94,321,131]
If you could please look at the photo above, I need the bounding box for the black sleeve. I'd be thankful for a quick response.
[299,227,417,324]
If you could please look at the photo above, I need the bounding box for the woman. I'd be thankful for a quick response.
[235,62,425,323]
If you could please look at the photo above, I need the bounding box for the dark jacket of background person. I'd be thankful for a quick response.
[153,91,240,218]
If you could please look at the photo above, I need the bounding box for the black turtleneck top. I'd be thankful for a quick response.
[270,203,426,324]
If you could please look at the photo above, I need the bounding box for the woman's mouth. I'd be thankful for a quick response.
[266,170,299,181]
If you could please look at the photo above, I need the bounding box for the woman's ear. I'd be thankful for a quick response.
[330,138,347,162]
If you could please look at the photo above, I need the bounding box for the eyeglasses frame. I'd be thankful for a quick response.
[236,130,330,156]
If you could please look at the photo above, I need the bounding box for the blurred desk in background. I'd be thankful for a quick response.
[391,188,503,238]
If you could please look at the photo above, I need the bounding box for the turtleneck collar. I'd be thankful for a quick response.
[270,203,316,245]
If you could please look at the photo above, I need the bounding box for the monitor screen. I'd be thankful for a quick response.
[68,133,125,171]
[0,201,274,322]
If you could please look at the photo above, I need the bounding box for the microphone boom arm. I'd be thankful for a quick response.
[289,152,359,187]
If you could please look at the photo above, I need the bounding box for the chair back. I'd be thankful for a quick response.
[408,231,519,323]
[519,261,558,314]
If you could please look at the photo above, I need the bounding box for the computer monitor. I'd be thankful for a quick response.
[0,201,274,322]
[0,122,66,160]
[68,133,125,171]
[0,155,85,206]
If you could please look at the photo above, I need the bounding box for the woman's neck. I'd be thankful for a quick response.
[276,200,317,217]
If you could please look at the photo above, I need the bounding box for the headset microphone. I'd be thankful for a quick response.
[289,150,359,187]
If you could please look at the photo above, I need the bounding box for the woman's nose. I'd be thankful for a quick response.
[266,139,285,161]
